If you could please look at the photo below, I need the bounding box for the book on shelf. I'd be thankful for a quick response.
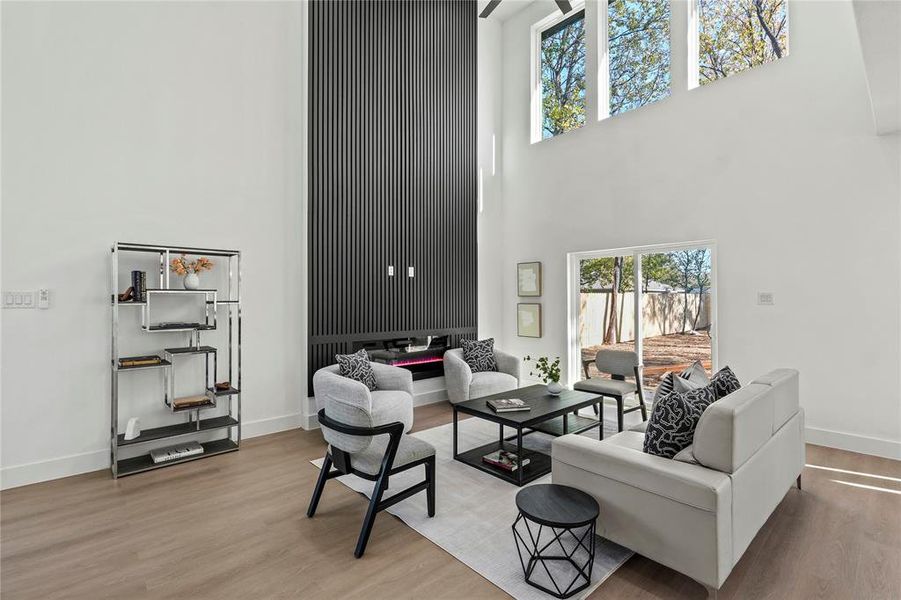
[487,398,530,413]
[482,449,530,471]
[119,355,162,368]
[172,394,213,409]
[130,270,147,302]
[150,441,204,464]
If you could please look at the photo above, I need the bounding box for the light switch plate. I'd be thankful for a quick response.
[4,291,35,308]
[757,292,775,306]
[408,266,415,278]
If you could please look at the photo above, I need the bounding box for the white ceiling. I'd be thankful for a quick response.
[477,0,535,23]
[852,0,901,135]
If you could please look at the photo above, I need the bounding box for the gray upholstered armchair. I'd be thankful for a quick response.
[308,363,435,558]
[443,348,521,404]
[313,362,415,432]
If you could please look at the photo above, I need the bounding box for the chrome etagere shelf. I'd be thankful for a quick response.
[110,242,242,478]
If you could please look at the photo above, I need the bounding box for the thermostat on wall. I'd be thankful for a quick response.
[757,292,775,306]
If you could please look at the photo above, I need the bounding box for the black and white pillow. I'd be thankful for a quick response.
[654,361,710,399]
[710,366,741,399]
[461,338,498,373]
[335,349,378,391]
[643,385,716,458]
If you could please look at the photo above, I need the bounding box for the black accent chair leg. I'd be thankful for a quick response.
[307,452,332,518]
[355,470,389,558]
[426,457,436,517]
[797,475,802,490]
[616,397,625,432]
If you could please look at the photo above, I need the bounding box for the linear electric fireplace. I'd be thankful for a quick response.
[355,336,449,381]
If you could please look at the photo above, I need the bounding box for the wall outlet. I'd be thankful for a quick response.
[757,292,775,306]
[408,266,415,278]
[388,265,395,277]
[3,291,35,308]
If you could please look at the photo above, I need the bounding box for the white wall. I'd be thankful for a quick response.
[1,1,307,488]
[485,0,901,458]
[478,17,506,341]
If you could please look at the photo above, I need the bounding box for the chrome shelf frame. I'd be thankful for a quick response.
[110,242,242,478]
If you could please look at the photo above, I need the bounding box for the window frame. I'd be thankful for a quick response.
[530,2,587,144]
[689,0,791,89]
[599,0,673,121]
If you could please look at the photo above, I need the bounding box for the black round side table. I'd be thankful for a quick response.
[512,484,600,599]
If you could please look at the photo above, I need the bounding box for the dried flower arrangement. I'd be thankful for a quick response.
[169,255,214,276]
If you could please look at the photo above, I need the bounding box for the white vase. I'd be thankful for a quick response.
[183,273,200,290]
[546,381,564,396]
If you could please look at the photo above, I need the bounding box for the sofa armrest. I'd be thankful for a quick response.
[494,349,521,382]
[370,362,414,397]
[443,349,472,404]
[552,434,731,512]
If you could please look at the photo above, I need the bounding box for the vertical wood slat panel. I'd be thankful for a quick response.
[308,1,477,393]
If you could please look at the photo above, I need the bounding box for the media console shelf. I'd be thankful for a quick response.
[110,242,242,478]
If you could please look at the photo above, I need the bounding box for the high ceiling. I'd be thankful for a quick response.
[476,0,534,22]
[851,0,900,135]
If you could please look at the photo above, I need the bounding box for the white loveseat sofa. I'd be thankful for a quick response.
[552,369,804,595]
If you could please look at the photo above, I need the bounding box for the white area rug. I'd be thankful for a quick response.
[312,414,633,600]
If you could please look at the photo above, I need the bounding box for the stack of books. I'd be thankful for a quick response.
[482,449,530,471]
[119,355,162,368]
[487,398,530,413]
[131,270,147,302]
[172,394,213,410]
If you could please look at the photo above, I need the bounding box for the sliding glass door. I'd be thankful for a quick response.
[571,242,716,393]
[636,248,713,388]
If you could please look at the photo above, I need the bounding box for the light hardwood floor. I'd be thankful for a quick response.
[2,402,899,599]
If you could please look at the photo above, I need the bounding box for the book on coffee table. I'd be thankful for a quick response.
[482,449,530,471]
[487,398,530,413]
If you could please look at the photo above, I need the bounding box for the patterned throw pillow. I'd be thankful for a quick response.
[335,349,378,391]
[654,361,710,399]
[710,366,741,399]
[461,338,498,373]
[643,385,716,458]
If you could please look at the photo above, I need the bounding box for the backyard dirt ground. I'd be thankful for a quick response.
[582,332,712,388]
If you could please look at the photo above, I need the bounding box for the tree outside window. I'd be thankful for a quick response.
[699,0,789,84]
[541,10,586,139]
[608,0,671,116]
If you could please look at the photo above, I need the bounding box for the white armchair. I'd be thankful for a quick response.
[443,348,521,404]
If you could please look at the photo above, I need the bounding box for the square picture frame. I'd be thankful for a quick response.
[517,303,542,338]
[517,261,542,297]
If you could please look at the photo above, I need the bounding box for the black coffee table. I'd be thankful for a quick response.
[452,385,604,486]
[513,484,600,598]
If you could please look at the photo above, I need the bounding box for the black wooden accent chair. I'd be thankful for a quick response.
[307,409,436,558]
[574,349,648,433]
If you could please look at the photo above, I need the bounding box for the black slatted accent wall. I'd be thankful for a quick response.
[308,0,477,392]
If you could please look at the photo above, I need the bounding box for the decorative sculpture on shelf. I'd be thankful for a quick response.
[124,417,141,441]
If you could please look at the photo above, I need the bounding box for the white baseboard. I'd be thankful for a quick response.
[242,412,305,438]
[806,427,901,460]
[0,411,305,491]
[0,449,109,491]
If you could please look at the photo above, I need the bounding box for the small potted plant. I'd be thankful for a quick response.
[170,255,214,290]
[525,355,564,396]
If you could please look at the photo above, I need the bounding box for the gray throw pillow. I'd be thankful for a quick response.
[653,360,710,400]
[674,374,706,393]
[643,385,716,458]
[335,349,378,391]
[461,338,498,373]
